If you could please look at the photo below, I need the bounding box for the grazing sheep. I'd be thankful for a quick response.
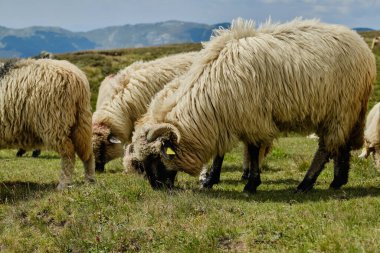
[0,58,95,189]
[92,52,197,172]
[371,36,380,50]
[126,18,376,193]
[123,76,269,186]
[358,102,380,168]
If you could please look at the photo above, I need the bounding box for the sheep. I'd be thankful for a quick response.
[122,66,272,187]
[358,102,380,168]
[123,77,270,187]
[125,18,376,193]
[371,36,380,50]
[92,52,198,172]
[0,58,95,189]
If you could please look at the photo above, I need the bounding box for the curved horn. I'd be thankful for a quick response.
[146,123,181,143]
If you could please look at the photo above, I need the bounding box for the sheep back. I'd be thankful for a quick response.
[0,58,92,151]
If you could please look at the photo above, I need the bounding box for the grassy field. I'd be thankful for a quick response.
[1,32,380,252]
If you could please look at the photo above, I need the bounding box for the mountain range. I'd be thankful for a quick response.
[0,21,230,58]
[0,21,374,58]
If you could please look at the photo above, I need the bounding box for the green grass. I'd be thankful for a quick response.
[1,139,380,252]
[1,34,380,252]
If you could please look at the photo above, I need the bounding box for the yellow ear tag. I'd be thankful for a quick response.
[166,147,176,155]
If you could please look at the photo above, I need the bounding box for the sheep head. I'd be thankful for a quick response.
[92,123,124,172]
[125,123,181,189]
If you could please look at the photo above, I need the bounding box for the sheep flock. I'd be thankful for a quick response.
[0,18,377,194]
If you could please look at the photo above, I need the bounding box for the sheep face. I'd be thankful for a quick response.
[123,143,145,174]
[126,123,181,189]
[371,37,380,50]
[92,123,123,172]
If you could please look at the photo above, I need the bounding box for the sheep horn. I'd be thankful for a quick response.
[146,123,181,143]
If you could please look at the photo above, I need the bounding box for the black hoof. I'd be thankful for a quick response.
[95,163,105,173]
[296,179,315,193]
[16,149,26,157]
[241,169,249,180]
[243,182,258,194]
[32,149,41,158]
[202,177,219,189]
[243,176,261,194]
[329,178,347,190]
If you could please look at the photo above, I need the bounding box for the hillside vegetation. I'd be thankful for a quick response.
[55,43,202,110]
[0,32,380,252]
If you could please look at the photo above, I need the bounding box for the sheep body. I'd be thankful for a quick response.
[129,18,376,192]
[0,58,95,189]
[92,52,197,172]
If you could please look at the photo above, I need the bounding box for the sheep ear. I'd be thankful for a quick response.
[108,135,122,144]
[146,123,180,144]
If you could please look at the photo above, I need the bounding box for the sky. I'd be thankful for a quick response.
[0,0,379,31]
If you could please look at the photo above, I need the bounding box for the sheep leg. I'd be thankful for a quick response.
[296,141,330,192]
[241,144,250,180]
[72,125,96,183]
[16,148,26,157]
[330,145,350,189]
[57,140,76,190]
[198,165,210,184]
[243,144,261,194]
[202,155,225,188]
[243,144,270,180]
[83,155,96,184]
[373,147,380,171]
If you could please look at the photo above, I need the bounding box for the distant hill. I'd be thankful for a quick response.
[0,21,230,58]
[0,26,96,58]
[353,27,374,32]
[81,21,230,49]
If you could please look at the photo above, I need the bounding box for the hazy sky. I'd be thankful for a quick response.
[0,0,379,31]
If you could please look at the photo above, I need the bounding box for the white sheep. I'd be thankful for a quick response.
[92,52,197,172]
[126,18,376,193]
[358,102,380,168]
[0,58,95,189]
[123,77,271,186]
